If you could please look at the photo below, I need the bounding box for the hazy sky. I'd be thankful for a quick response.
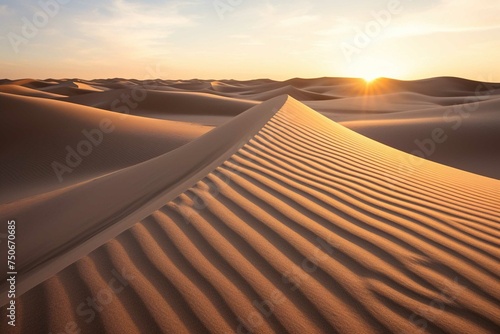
[1,0,499,80]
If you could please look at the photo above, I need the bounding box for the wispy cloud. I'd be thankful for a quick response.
[0,4,12,16]
[71,0,199,58]
[277,14,318,27]
[381,0,500,39]
[229,34,264,46]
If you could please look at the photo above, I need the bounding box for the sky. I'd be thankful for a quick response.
[0,0,499,81]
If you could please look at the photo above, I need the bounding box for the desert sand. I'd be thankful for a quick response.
[0,77,499,334]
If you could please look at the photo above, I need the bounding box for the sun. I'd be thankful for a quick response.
[347,55,401,85]
[362,75,379,84]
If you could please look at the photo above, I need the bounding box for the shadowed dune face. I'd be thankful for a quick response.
[0,92,211,203]
[0,78,499,334]
[1,92,499,334]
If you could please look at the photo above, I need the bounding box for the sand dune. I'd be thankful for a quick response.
[7,79,60,89]
[339,97,500,178]
[244,85,338,102]
[0,96,285,307]
[64,76,499,177]
[63,90,257,126]
[0,85,66,99]
[1,90,499,334]
[0,92,211,202]
[37,82,98,97]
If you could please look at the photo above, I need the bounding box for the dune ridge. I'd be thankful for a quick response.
[2,96,499,334]
[0,96,287,308]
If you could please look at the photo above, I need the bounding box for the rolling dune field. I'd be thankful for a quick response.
[1,77,499,334]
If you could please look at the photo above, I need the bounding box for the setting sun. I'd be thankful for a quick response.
[362,76,379,84]
[345,56,400,85]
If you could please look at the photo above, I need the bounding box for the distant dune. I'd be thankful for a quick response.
[0,78,499,334]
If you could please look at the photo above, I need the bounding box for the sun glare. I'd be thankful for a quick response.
[348,56,401,85]
[363,76,379,84]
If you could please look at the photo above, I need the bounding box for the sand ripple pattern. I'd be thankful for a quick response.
[4,97,500,334]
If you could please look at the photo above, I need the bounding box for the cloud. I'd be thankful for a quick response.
[277,14,318,27]
[382,0,500,39]
[70,0,199,59]
[0,4,12,16]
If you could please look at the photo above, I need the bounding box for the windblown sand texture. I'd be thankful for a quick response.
[1,77,499,334]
